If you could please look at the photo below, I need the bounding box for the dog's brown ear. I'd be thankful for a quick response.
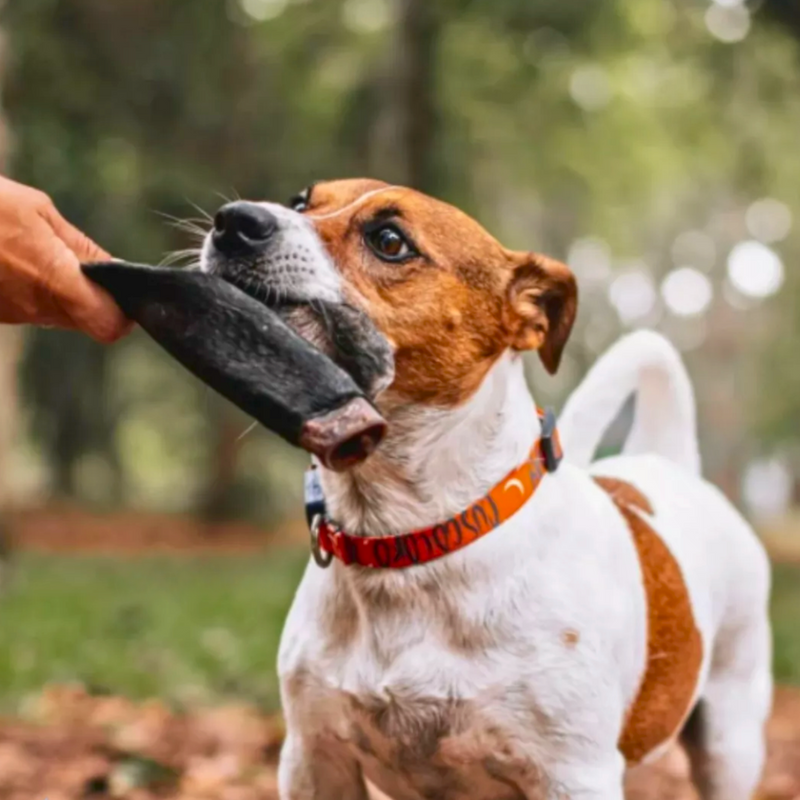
[505,253,577,374]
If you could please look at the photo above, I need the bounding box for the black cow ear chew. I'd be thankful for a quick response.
[82,262,387,471]
[278,300,395,399]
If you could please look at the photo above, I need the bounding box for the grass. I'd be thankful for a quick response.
[2,552,800,714]
[771,563,800,685]
[0,550,309,714]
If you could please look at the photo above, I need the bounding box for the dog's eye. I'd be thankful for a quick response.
[289,188,310,212]
[365,225,415,262]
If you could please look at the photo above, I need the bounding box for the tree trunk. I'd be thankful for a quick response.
[368,0,441,191]
[395,0,440,192]
[200,396,242,522]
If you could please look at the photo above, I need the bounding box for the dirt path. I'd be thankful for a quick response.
[4,506,308,554]
[2,685,799,799]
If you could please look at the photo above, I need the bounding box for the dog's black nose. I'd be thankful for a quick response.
[212,202,278,255]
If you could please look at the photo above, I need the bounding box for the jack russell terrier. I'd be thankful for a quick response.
[201,180,772,800]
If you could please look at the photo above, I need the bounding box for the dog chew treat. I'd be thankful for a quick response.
[82,262,387,471]
[278,301,395,399]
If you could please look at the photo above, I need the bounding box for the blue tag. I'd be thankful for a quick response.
[304,467,327,527]
[304,468,325,504]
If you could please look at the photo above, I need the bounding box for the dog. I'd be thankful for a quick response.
[200,180,772,800]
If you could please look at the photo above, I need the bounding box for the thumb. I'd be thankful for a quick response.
[51,245,134,344]
[46,210,111,263]
[41,207,133,343]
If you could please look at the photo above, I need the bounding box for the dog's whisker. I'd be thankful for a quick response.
[166,220,209,236]
[154,210,207,229]
[184,199,214,223]
[236,420,259,442]
[154,211,210,245]
[159,248,203,268]
[312,297,332,332]
[214,190,237,206]
[156,211,208,226]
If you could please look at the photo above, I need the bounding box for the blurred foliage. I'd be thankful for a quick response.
[2,0,800,516]
[773,562,800,685]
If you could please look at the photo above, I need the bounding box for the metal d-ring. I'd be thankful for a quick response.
[310,514,334,569]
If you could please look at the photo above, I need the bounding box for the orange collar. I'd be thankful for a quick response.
[304,408,562,569]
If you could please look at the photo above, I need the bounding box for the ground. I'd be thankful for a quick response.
[1,684,800,799]
[2,507,800,799]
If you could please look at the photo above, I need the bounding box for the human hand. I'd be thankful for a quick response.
[0,176,132,343]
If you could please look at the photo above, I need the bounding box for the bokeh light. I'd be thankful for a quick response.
[567,237,612,286]
[608,268,657,325]
[569,65,612,111]
[239,0,288,22]
[661,267,713,317]
[342,0,396,33]
[705,4,750,43]
[746,198,793,244]
[743,457,793,521]
[727,241,785,299]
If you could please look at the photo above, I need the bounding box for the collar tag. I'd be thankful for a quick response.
[540,407,561,473]
[304,466,327,528]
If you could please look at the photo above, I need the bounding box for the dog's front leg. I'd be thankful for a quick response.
[279,731,369,800]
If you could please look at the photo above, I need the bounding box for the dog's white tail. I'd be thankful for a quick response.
[559,330,700,474]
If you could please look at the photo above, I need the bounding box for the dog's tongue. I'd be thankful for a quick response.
[82,261,387,471]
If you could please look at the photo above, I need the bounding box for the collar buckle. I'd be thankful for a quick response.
[309,514,334,569]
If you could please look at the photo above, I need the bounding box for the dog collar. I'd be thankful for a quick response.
[304,407,562,569]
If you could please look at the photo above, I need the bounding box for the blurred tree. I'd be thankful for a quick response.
[6,0,282,513]
[375,0,442,190]
[3,0,800,517]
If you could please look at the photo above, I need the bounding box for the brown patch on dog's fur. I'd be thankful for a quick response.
[593,476,654,516]
[593,476,703,765]
[305,180,576,406]
[561,629,580,648]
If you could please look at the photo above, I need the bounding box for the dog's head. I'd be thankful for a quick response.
[201,179,577,408]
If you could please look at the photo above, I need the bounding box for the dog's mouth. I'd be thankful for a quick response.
[202,200,395,400]
[225,276,394,401]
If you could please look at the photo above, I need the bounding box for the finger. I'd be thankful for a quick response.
[39,206,133,342]
[65,279,135,343]
[45,241,134,343]
[43,206,111,263]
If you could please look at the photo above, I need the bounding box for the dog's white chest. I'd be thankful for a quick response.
[292,670,540,800]
[278,485,648,799]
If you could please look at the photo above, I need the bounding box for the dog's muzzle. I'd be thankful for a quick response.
[202,200,341,306]
[203,200,395,400]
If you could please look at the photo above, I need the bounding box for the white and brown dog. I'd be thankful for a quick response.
[201,180,772,800]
